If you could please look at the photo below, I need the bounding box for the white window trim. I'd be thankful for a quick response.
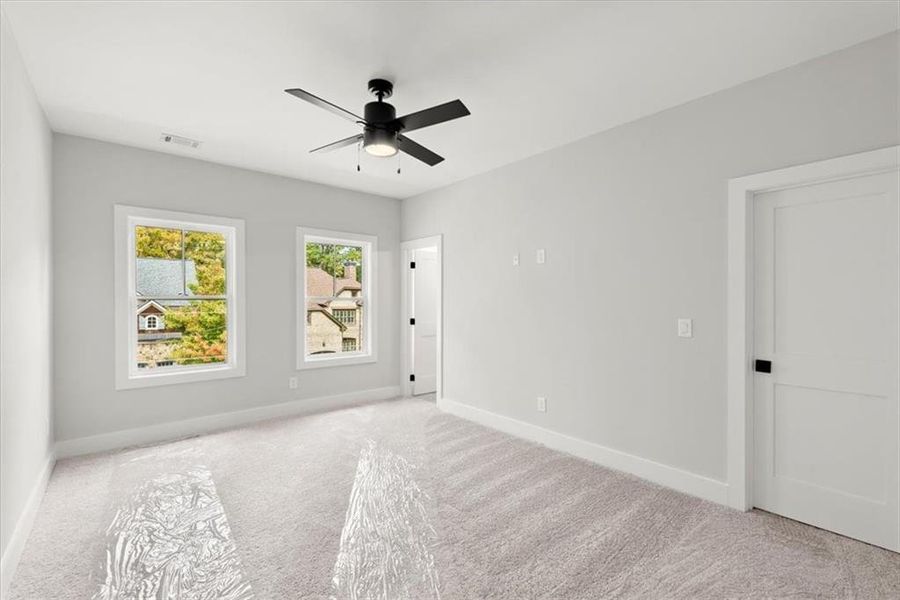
[115,205,246,389]
[144,314,160,330]
[297,227,377,370]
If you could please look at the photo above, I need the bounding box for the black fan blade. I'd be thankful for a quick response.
[391,100,470,133]
[285,88,364,123]
[398,135,444,166]
[310,134,363,154]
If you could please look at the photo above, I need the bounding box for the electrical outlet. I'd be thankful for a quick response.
[536,249,546,264]
[512,253,520,266]
[677,318,693,338]
[537,396,547,412]
[289,376,299,389]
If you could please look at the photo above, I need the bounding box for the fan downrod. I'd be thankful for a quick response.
[368,78,394,101]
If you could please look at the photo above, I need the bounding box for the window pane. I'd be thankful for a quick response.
[135,227,226,298]
[184,230,226,295]
[305,242,363,298]
[306,299,364,357]
[135,226,188,297]
[136,299,227,369]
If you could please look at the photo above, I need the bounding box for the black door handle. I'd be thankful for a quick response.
[755,359,772,373]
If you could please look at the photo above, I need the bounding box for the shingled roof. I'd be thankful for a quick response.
[305,266,361,297]
[136,258,197,297]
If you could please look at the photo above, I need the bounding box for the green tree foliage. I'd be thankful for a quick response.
[135,226,181,259]
[306,243,362,281]
[165,301,227,365]
[189,261,226,296]
[185,231,226,296]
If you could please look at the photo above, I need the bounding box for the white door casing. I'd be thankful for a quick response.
[727,146,900,550]
[752,170,899,551]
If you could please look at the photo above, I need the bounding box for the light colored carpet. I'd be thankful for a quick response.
[8,397,900,599]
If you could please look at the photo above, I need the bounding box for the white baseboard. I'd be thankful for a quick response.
[438,397,729,506]
[55,385,402,459]
[1,451,56,600]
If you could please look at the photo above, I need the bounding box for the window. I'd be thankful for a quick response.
[115,206,245,389]
[297,227,376,369]
[334,309,356,324]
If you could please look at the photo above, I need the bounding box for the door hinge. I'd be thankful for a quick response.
[409,374,416,382]
[409,317,415,325]
[754,359,772,374]
[410,261,416,269]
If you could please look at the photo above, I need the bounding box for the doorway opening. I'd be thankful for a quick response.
[401,236,442,399]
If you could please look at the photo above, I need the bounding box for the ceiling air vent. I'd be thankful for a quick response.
[160,133,201,149]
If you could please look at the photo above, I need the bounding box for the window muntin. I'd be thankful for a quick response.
[298,228,376,368]
[116,206,244,388]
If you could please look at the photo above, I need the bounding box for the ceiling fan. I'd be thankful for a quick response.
[285,79,470,167]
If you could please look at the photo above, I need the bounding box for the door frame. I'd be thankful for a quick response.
[400,235,443,399]
[726,145,900,512]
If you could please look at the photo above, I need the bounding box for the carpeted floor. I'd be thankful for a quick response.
[8,397,900,599]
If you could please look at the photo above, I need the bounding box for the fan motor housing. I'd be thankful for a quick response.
[364,101,396,125]
[363,126,397,149]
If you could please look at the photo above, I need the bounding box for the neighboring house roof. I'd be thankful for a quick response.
[307,301,347,331]
[306,266,361,297]
[137,300,167,314]
[136,258,197,297]
[304,267,362,331]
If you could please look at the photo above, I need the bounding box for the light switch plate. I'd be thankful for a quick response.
[677,318,693,338]
[536,249,546,264]
[537,396,547,412]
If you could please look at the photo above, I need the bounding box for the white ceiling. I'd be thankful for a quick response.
[3,1,897,199]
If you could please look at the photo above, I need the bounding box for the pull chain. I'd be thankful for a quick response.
[356,139,361,172]
[397,149,401,175]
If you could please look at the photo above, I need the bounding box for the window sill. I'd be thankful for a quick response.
[297,353,376,370]
[116,363,246,390]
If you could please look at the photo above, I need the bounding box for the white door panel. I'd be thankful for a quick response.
[753,169,899,551]
[412,248,438,395]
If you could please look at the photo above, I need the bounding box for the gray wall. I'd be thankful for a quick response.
[401,33,899,482]
[52,135,400,442]
[0,14,54,561]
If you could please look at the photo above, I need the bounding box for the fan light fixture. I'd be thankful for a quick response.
[365,143,397,157]
[363,128,398,157]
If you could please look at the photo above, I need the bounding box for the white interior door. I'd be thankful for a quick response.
[753,169,899,551]
[412,247,438,395]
